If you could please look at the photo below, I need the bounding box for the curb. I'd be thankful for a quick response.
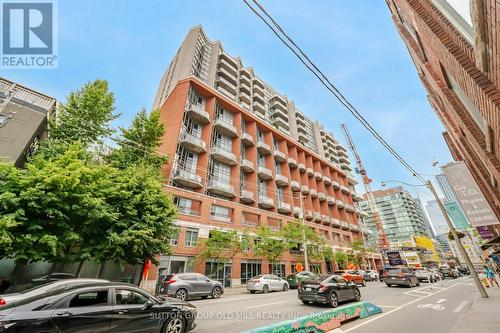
[242,301,383,333]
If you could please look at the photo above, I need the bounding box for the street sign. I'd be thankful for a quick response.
[387,251,405,266]
[295,263,304,272]
[444,202,470,230]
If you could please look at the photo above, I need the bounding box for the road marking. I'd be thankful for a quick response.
[343,280,465,332]
[245,301,286,309]
[417,303,445,310]
[378,305,398,308]
[436,299,447,303]
[454,301,468,313]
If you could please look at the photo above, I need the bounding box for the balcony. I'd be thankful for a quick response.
[241,132,254,146]
[347,173,358,185]
[239,90,251,105]
[313,211,322,222]
[258,195,275,209]
[341,221,350,230]
[219,53,238,75]
[332,181,340,189]
[323,176,332,185]
[273,149,287,163]
[216,76,237,96]
[350,223,359,232]
[318,192,326,201]
[240,189,255,204]
[273,107,288,121]
[179,131,207,154]
[322,215,331,225]
[314,171,323,180]
[301,185,309,194]
[310,189,318,198]
[345,204,355,213]
[213,118,238,138]
[217,66,237,86]
[336,200,345,209]
[298,163,306,173]
[241,159,255,173]
[293,207,302,218]
[257,141,272,155]
[253,99,265,115]
[331,219,341,227]
[352,193,364,202]
[273,117,290,131]
[305,210,313,220]
[277,201,292,214]
[275,174,289,187]
[206,178,236,198]
[257,165,273,180]
[340,185,350,194]
[253,83,265,96]
[172,169,202,189]
[288,157,297,168]
[185,104,210,124]
[290,180,301,192]
[327,196,336,206]
[340,162,352,172]
[211,146,237,165]
[306,167,314,176]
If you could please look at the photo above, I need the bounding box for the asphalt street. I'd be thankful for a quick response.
[189,276,477,333]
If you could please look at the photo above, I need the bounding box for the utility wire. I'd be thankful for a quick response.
[242,0,427,185]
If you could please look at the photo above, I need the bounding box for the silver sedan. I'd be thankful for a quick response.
[246,274,289,293]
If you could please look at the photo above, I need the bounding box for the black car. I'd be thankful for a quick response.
[0,279,196,333]
[384,267,420,288]
[440,267,458,279]
[298,275,361,308]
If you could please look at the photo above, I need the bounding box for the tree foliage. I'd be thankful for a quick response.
[198,229,243,263]
[254,226,286,272]
[333,252,348,269]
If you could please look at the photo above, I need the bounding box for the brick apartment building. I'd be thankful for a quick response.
[386,0,499,221]
[145,26,382,290]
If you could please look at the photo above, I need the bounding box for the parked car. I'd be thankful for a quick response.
[298,274,361,307]
[286,271,317,289]
[356,270,372,282]
[157,273,223,301]
[384,266,420,287]
[0,279,197,333]
[430,268,443,280]
[334,270,366,287]
[366,270,379,281]
[246,274,289,293]
[440,267,458,279]
[415,268,436,283]
[457,266,470,276]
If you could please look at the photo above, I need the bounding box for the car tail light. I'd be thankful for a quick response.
[165,279,176,285]
[318,284,327,292]
[0,298,5,306]
[383,272,388,277]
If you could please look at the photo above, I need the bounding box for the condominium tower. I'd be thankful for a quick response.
[145,26,382,290]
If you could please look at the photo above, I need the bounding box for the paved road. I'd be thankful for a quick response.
[189,276,476,333]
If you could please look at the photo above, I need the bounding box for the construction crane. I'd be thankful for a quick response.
[340,123,389,251]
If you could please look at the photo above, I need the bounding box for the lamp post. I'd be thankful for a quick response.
[294,192,308,271]
[381,179,488,298]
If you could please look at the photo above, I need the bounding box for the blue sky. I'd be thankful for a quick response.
[3,0,450,202]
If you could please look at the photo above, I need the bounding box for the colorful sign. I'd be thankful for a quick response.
[476,226,494,240]
[442,162,498,226]
[444,202,470,230]
[387,251,405,266]
[295,262,304,272]
[414,236,441,263]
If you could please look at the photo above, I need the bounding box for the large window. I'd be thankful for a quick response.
[241,261,261,284]
[209,160,231,184]
[173,196,201,216]
[69,291,108,307]
[115,289,149,305]
[309,264,322,275]
[210,204,232,222]
[184,228,199,247]
[215,103,234,125]
[269,263,285,278]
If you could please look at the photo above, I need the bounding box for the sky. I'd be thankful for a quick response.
[3,0,452,203]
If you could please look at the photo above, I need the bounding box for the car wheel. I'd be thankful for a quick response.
[386,283,392,287]
[329,292,339,308]
[282,283,289,291]
[162,315,185,333]
[211,286,222,299]
[250,291,256,294]
[262,284,269,294]
[301,300,310,305]
[362,280,366,287]
[416,280,420,286]
[175,288,188,301]
[354,288,361,302]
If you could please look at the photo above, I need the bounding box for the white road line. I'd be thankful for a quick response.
[343,280,465,332]
[454,301,468,313]
[378,305,398,308]
[245,301,286,309]
[407,290,433,295]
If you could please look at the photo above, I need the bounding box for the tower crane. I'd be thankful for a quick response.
[340,123,389,251]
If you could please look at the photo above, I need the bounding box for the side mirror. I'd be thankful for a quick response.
[142,300,154,309]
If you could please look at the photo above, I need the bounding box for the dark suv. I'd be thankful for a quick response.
[384,267,419,288]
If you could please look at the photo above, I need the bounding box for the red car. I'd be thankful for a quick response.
[334,270,366,287]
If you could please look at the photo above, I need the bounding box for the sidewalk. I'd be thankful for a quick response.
[451,284,500,333]
[223,286,249,295]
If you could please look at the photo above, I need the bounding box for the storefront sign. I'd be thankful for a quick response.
[387,251,405,266]
[442,162,498,226]
[476,226,494,240]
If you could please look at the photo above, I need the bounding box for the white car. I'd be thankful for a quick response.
[246,274,289,293]
[415,268,436,283]
[366,270,379,281]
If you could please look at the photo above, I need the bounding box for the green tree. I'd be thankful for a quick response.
[282,219,321,249]
[350,240,367,268]
[254,226,286,274]
[107,109,167,169]
[198,229,243,277]
[333,252,348,269]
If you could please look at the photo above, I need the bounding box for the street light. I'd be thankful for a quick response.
[380,179,489,298]
[292,192,308,271]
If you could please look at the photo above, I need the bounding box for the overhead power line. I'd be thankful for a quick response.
[242,0,427,185]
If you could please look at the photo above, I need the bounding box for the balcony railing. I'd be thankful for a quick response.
[288,157,297,168]
[240,159,255,173]
[216,75,237,96]
[318,192,326,201]
[332,181,340,189]
[314,171,323,180]
[310,189,318,198]
[211,146,237,165]
[327,196,336,206]
[185,103,210,124]
[305,210,313,220]
[331,219,341,227]
[313,211,322,222]
[301,185,309,194]
[336,200,345,208]
[240,189,255,204]
[275,174,289,187]
[213,118,238,138]
[341,221,350,230]
[340,185,350,194]
[258,195,275,209]
[179,131,207,154]
[257,141,272,155]
[277,201,292,214]
[206,178,236,198]
[172,168,202,189]
[298,163,306,173]
[257,165,273,180]
[273,149,287,163]
[345,204,355,212]
[293,207,302,218]
[241,132,254,146]
[323,176,332,185]
[306,167,314,176]
[290,180,300,192]
[322,215,331,224]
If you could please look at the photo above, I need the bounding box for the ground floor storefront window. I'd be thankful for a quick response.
[269,263,285,278]
[310,263,322,274]
[241,260,261,284]
[326,260,334,274]
[205,260,232,288]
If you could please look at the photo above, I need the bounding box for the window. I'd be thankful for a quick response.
[170,229,179,246]
[334,276,347,284]
[115,289,150,305]
[185,228,199,247]
[209,160,231,184]
[69,291,108,307]
[241,261,262,284]
[275,161,281,175]
[211,204,232,222]
[174,196,200,216]
[269,263,285,278]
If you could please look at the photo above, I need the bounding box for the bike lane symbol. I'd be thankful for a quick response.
[417,303,445,310]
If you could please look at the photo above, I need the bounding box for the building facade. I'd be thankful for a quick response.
[360,187,432,243]
[148,27,381,290]
[425,199,449,234]
[435,173,458,204]
[0,77,56,166]
[387,0,499,220]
